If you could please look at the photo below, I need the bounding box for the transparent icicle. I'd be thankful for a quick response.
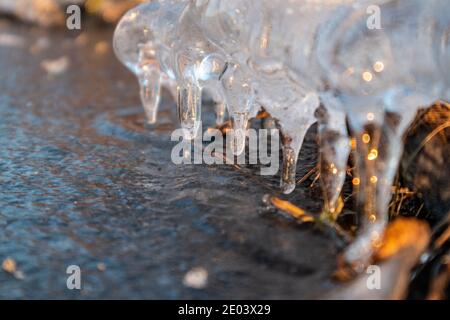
[113,3,178,124]
[177,82,202,140]
[221,63,255,155]
[252,64,320,194]
[316,97,350,218]
[214,101,227,125]
[137,53,162,124]
[173,2,229,138]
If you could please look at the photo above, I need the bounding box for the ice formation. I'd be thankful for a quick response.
[316,0,444,266]
[113,1,180,124]
[113,0,450,268]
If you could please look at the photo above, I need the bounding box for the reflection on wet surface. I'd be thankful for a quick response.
[0,20,338,299]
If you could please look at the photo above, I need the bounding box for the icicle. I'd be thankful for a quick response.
[279,124,311,194]
[214,101,227,125]
[138,63,162,124]
[177,82,202,140]
[171,1,231,136]
[344,121,385,268]
[113,3,176,124]
[343,93,436,267]
[221,63,255,155]
[342,107,405,269]
[316,100,350,218]
[199,53,228,125]
[230,111,249,156]
[280,144,297,195]
[197,54,229,126]
[258,85,319,194]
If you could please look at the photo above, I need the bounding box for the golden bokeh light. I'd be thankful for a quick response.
[362,71,373,82]
[362,133,371,144]
[373,61,385,73]
[367,149,378,160]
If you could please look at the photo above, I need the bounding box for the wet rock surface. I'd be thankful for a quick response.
[0,20,339,299]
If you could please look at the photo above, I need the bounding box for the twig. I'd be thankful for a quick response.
[309,171,321,188]
[296,165,318,185]
[264,195,314,223]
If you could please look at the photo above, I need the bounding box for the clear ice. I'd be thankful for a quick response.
[113,0,450,268]
[315,0,445,266]
[113,1,181,124]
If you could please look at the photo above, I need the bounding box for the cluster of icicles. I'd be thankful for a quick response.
[113,0,450,269]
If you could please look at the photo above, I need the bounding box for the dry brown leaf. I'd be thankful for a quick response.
[2,257,17,274]
[268,196,314,222]
[375,217,430,263]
